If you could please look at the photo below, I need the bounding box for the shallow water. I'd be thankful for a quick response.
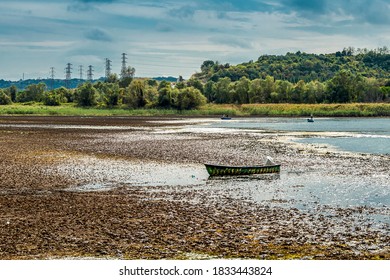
[62,154,389,225]
[63,157,209,191]
[193,117,390,155]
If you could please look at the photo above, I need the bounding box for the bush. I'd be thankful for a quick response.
[0,91,12,105]
[100,83,121,107]
[75,82,97,107]
[176,87,207,110]
[56,87,74,103]
[43,91,62,106]
[122,80,146,108]
[157,87,177,108]
[16,83,46,103]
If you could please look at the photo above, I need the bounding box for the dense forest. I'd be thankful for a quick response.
[0,47,389,107]
[194,47,389,82]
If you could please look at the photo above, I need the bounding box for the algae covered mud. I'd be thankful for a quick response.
[0,116,389,260]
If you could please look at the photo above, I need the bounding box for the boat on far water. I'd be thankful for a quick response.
[307,115,314,122]
[205,157,280,176]
[221,114,231,120]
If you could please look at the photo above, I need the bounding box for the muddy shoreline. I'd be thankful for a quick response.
[0,116,389,259]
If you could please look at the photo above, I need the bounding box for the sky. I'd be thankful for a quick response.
[0,0,389,81]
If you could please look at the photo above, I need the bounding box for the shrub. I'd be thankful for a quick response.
[75,82,97,107]
[0,91,12,105]
[43,91,62,106]
[176,87,207,110]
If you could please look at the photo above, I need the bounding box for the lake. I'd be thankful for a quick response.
[202,117,390,155]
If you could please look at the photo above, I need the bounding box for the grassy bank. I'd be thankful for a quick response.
[0,103,178,116]
[0,103,389,117]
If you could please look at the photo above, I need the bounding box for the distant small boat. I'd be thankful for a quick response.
[307,115,314,122]
[221,114,231,120]
[205,157,280,176]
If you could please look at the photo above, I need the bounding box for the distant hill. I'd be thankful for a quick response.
[151,76,178,82]
[193,47,390,83]
[0,76,178,90]
[0,78,99,90]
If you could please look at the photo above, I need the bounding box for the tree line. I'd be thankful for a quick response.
[202,71,389,104]
[0,76,207,110]
[1,47,389,107]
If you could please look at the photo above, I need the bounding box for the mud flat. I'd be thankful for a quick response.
[0,116,389,259]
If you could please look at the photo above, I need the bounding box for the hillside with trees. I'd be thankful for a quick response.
[193,47,389,83]
[192,47,389,104]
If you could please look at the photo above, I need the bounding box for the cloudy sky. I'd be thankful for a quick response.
[0,0,389,81]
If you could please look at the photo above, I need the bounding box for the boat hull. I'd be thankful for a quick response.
[205,164,280,176]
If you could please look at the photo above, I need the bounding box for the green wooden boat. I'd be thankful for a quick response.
[205,163,281,176]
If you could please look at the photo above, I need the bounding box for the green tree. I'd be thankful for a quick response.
[203,80,216,102]
[119,66,135,88]
[214,77,231,103]
[158,80,171,90]
[43,91,62,106]
[380,86,390,101]
[176,87,207,110]
[292,80,306,103]
[270,92,280,103]
[201,60,215,72]
[16,83,46,102]
[326,70,365,103]
[359,78,382,102]
[235,77,250,104]
[102,83,121,107]
[248,78,264,103]
[186,78,204,93]
[262,76,275,102]
[56,87,73,103]
[146,79,158,87]
[157,85,177,108]
[75,82,97,107]
[143,84,159,107]
[8,85,17,102]
[0,89,12,105]
[275,80,293,102]
[123,80,146,108]
[106,73,119,84]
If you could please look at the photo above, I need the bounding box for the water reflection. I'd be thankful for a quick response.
[207,173,280,182]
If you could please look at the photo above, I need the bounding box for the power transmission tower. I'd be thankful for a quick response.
[105,58,112,80]
[50,67,55,90]
[87,65,94,81]
[79,65,84,80]
[65,63,72,88]
[121,53,127,78]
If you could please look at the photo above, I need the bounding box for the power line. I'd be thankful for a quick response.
[87,65,94,81]
[50,67,55,90]
[121,53,127,79]
[105,58,112,80]
[79,65,84,80]
[65,63,72,89]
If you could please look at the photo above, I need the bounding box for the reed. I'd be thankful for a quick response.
[0,103,389,117]
[0,104,179,116]
[239,103,390,117]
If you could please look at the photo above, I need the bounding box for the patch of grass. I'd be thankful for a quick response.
[240,103,390,117]
[0,103,389,117]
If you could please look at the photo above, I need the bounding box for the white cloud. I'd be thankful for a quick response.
[0,0,388,80]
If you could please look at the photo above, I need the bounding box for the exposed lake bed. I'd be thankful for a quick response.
[0,116,389,259]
